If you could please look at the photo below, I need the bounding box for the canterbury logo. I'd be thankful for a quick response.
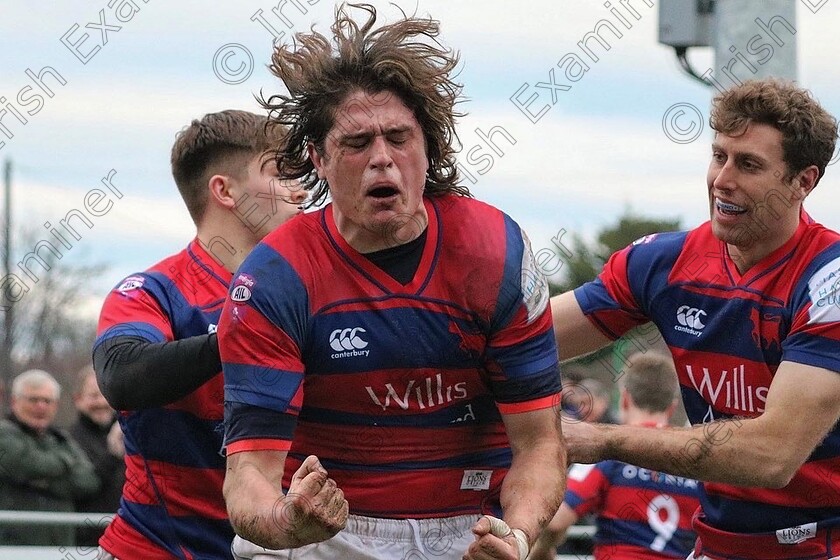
[676,306,707,330]
[329,327,368,352]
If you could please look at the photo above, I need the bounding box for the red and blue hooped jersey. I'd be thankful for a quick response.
[220,194,561,519]
[95,240,234,560]
[575,212,840,557]
[566,459,700,559]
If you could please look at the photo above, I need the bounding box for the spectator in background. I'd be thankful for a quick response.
[530,353,700,560]
[0,369,99,545]
[70,365,125,547]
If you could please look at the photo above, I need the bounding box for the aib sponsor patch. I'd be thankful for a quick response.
[231,273,255,302]
[117,275,144,292]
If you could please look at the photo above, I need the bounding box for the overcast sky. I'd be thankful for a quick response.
[1,0,839,317]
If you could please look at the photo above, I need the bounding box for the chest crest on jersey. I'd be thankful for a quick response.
[748,305,785,353]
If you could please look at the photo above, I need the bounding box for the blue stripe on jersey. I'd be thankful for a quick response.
[809,431,840,462]
[657,291,790,366]
[573,279,627,339]
[224,363,303,411]
[490,215,524,332]
[118,503,234,560]
[596,517,695,557]
[565,489,588,510]
[624,231,687,319]
[784,332,840,372]
[144,271,224,340]
[224,403,298,445]
[238,243,309,349]
[122,409,224,469]
[490,363,561,404]
[300,447,512,471]
[143,272,188,324]
[95,322,167,346]
[298,394,501,427]
[699,488,840,533]
[679,386,730,424]
[307,306,486,374]
[486,330,558,377]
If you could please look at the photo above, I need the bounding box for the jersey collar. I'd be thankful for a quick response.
[187,238,234,287]
[322,197,440,295]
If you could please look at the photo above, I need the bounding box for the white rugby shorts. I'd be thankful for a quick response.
[232,514,481,560]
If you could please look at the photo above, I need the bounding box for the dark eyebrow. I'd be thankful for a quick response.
[337,131,374,142]
[338,125,413,140]
[711,143,768,165]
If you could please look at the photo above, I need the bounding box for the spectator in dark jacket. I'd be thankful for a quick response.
[0,369,99,545]
[69,366,125,547]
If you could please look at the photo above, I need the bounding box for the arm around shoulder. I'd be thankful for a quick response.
[550,292,612,361]
[564,361,840,487]
[94,332,221,410]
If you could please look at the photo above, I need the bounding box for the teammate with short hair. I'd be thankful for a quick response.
[552,79,840,559]
[529,353,700,560]
[93,110,306,559]
[218,5,566,560]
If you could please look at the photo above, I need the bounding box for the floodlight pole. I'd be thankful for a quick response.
[712,0,797,86]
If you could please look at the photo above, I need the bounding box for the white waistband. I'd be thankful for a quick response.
[342,513,480,541]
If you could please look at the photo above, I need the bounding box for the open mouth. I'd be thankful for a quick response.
[368,186,399,198]
[716,198,747,216]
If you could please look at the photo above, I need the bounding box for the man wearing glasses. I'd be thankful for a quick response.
[0,369,99,546]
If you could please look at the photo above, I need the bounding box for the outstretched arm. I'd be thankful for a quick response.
[550,293,612,361]
[564,361,840,487]
[224,451,348,549]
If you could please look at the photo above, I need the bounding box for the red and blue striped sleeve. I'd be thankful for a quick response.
[95,273,174,345]
[220,243,309,455]
[485,215,561,413]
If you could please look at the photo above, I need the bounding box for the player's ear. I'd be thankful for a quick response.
[308,142,327,180]
[209,174,236,210]
[792,164,819,201]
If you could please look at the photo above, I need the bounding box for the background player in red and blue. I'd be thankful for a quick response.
[529,353,700,560]
[551,79,840,560]
[93,110,307,560]
[218,5,566,560]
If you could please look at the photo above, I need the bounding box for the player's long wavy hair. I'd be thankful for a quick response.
[261,3,471,207]
[711,79,838,186]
